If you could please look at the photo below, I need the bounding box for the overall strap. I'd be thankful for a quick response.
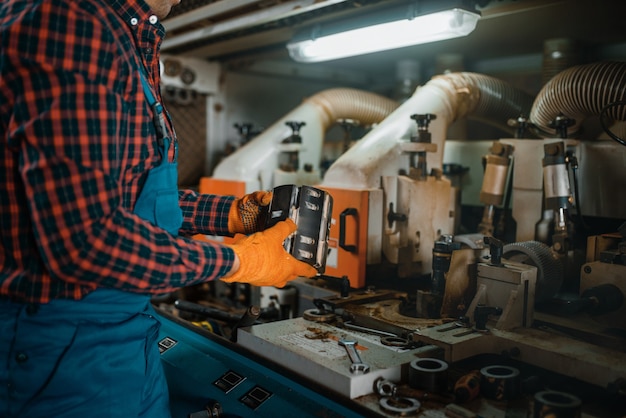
[138,69,158,106]
[138,70,177,160]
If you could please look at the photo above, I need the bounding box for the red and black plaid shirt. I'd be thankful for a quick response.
[0,0,235,304]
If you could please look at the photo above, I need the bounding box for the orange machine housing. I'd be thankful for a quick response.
[198,178,372,289]
[316,186,371,289]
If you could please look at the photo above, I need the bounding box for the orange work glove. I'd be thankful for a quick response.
[227,190,273,235]
[222,219,318,288]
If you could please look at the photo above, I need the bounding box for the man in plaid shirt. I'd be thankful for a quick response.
[0,0,316,416]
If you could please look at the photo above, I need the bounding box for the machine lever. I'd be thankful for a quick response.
[174,300,241,323]
[230,305,261,342]
[338,339,370,375]
[314,274,351,298]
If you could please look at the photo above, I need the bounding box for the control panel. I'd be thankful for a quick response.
[156,310,368,418]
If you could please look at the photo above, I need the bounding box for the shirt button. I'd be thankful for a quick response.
[15,352,28,363]
[130,17,138,26]
[149,15,158,24]
[146,47,153,54]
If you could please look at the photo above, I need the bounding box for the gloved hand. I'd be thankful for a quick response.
[227,190,273,235]
[222,219,318,288]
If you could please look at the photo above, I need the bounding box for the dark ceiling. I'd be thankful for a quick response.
[161,0,626,82]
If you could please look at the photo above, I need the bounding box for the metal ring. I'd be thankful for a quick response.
[409,358,449,393]
[302,308,336,323]
[379,397,420,415]
[411,358,448,373]
[480,365,521,401]
[480,365,519,379]
[534,390,581,408]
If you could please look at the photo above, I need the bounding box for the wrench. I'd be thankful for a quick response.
[374,378,455,404]
[338,339,370,375]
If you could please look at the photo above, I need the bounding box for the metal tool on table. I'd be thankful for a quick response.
[375,378,455,404]
[338,339,370,375]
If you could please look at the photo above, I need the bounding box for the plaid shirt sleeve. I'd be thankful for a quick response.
[0,1,235,303]
[179,190,236,236]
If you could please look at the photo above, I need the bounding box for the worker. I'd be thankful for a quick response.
[0,0,317,417]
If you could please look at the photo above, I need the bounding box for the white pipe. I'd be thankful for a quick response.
[212,88,399,189]
[322,83,451,189]
[213,101,323,189]
[323,72,534,189]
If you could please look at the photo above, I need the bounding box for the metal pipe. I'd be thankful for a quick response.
[323,72,534,189]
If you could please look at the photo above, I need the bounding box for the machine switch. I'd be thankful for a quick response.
[213,370,245,394]
[158,337,178,354]
[239,386,272,410]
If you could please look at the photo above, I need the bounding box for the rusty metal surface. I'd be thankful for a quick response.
[320,295,626,394]
[237,317,438,400]
[345,299,449,333]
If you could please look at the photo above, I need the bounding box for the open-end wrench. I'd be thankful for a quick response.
[374,378,455,404]
[338,339,370,375]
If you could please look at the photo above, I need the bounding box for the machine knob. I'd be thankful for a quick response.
[206,401,223,418]
[548,113,575,138]
[233,122,260,143]
[507,114,532,138]
[285,121,306,136]
[410,113,437,129]
[233,122,253,136]
[188,401,223,418]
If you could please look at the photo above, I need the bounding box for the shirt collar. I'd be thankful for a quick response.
[107,0,166,37]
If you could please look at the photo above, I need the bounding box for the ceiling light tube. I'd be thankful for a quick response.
[287,6,480,63]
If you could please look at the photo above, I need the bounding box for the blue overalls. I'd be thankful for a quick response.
[0,71,182,418]
[133,70,183,235]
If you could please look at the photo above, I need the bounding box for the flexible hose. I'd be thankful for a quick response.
[529,61,626,138]
[305,88,399,129]
[434,72,535,132]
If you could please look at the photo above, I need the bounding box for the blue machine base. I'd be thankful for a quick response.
[156,310,370,418]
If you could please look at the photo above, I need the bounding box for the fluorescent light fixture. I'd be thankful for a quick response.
[287,5,480,63]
